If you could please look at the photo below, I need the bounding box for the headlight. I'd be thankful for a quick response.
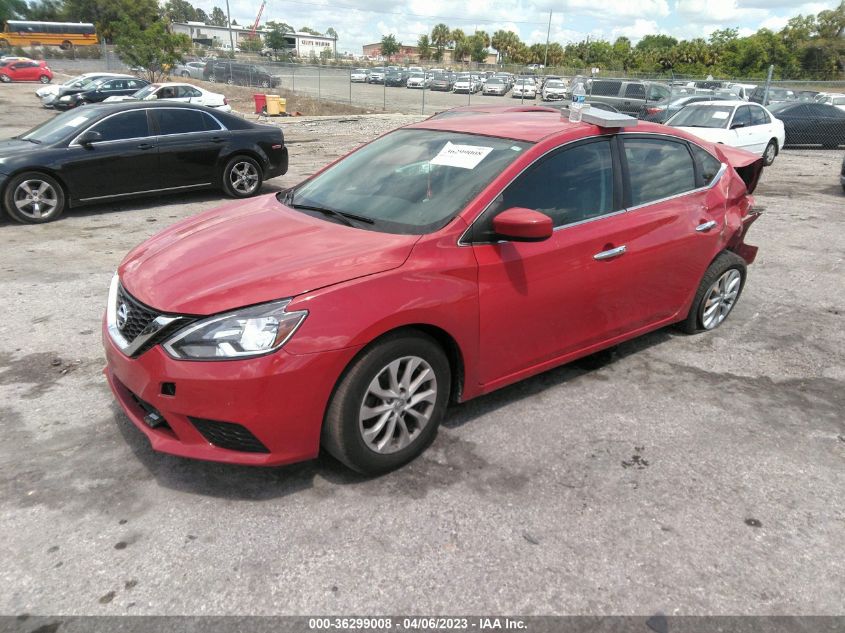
[163,299,307,360]
[59,95,71,102]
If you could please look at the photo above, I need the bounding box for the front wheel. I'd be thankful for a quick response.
[260,79,270,88]
[0,74,10,83]
[322,331,451,474]
[2,171,66,224]
[680,251,747,334]
[763,139,778,166]
[222,155,262,198]
[208,74,217,82]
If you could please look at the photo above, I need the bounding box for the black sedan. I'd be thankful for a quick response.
[53,76,150,110]
[768,102,845,148]
[0,102,288,223]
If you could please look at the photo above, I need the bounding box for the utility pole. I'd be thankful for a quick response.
[543,10,552,70]
[224,0,235,54]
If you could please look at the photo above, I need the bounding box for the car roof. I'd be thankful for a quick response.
[410,106,673,143]
[75,101,220,115]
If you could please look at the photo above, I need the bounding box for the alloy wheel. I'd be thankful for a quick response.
[764,142,776,165]
[228,161,259,195]
[13,179,59,221]
[702,269,742,329]
[358,356,437,455]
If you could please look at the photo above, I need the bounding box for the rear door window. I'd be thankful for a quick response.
[625,84,646,99]
[750,106,770,125]
[154,109,210,135]
[623,138,697,206]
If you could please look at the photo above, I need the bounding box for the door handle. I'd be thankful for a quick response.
[210,137,225,143]
[137,142,155,150]
[696,220,718,232]
[593,245,626,260]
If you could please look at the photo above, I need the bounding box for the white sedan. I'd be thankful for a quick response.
[103,82,231,112]
[350,68,368,82]
[512,78,537,99]
[406,72,430,89]
[667,100,786,166]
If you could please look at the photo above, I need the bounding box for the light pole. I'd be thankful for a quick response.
[543,11,552,70]
[224,0,235,54]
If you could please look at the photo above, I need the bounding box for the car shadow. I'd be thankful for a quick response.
[110,327,677,500]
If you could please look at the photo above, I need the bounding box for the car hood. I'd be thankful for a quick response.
[119,194,421,315]
[0,139,40,167]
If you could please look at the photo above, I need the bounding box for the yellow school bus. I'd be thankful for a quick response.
[1,21,99,50]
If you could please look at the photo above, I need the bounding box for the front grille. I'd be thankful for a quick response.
[189,417,270,454]
[117,285,162,343]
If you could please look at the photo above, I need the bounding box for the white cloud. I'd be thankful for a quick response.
[611,19,661,42]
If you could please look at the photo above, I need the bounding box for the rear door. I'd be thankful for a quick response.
[619,82,646,116]
[151,108,228,189]
[617,135,726,324]
[61,109,159,201]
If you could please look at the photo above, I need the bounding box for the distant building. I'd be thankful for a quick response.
[172,21,336,57]
[362,42,497,65]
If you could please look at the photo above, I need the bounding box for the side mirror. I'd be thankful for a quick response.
[492,207,553,242]
[77,130,102,147]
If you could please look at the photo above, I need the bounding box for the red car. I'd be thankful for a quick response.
[103,106,763,474]
[0,59,52,83]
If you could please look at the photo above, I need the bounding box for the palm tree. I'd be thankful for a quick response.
[431,23,451,62]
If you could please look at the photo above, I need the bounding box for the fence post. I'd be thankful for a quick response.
[762,64,774,107]
[318,64,321,101]
[349,66,352,103]
[292,65,296,92]
[422,81,426,115]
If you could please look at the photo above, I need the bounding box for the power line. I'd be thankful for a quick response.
[194,0,552,26]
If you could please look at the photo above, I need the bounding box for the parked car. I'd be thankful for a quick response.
[640,95,733,123]
[483,77,509,96]
[36,72,121,103]
[368,68,386,84]
[350,68,369,82]
[0,59,52,83]
[0,102,288,224]
[749,86,795,105]
[406,72,430,89]
[53,76,150,110]
[384,70,407,87]
[512,77,537,99]
[103,82,231,112]
[204,61,278,88]
[582,79,672,116]
[767,101,845,148]
[41,73,132,108]
[429,73,454,92]
[172,61,206,79]
[667,101,785,166]
[541,79,567,101]
[100,106,763,474]
[453,74,478,94]
[814,93,845,112]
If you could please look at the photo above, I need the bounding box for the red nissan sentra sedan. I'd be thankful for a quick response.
[103,105,763,474]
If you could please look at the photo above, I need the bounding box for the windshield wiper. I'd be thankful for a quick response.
[279,190,374,226]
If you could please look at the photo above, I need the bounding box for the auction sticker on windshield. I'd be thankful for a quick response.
[430,142,494,169]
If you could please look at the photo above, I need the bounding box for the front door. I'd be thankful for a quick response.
[62,109,159,202]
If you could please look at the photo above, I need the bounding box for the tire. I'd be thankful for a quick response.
[763,139,778,166]
[680,251,747,334]
[208,74,217,83]
[225,77,234,85]
[260,79,270,88]
[222,155,263,198]
[60,40,72,51]
[322,331,451,474]
[39,75,50,84]
[0,74,10,83]
[181,71,190,78]
[2,171,66,224]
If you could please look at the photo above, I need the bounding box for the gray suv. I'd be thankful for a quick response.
[581,79,672,116]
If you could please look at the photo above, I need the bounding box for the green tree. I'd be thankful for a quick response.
[265,26,290,54]
[325,27,338,39]
[209,6,227,27]
[195,8,207,23]
[25,0,62,20]
[0,0,28,25]
[379,33,400,60]
[238,37,263,53]
[416,33,431,60]
[300,26,322,35]
[451,28,467,62]
[113,18,192,82]
[265,20,293,33]
[430,22,450,61]
[163,0,196,23]
[635,34,677,52]
[468,31,488,63]
[65,0,160,41]
[491,29,521,64]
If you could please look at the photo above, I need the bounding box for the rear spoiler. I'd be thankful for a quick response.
[713,144,764,194]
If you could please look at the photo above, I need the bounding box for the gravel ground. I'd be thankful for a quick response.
[0,79,843,618]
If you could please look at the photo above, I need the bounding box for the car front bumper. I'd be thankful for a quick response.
[103,320,361,466]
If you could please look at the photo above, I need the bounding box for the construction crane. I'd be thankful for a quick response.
[249,0,266,37]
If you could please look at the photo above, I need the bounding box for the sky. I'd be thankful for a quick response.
[189,0,842,54]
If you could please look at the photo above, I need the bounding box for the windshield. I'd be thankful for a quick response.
[132,84,159,99]
[668,105,734,129]
[545,81,564,89]
[289,129,530,235]
[19,108,100,144]
[62,74,87,86]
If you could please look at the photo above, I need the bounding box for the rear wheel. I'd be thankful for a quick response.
[60,40,73,50]
[2,172,66,224]
[680,251,747,334]
[260,79,270,88]
[763,139,778,166]
[208,74,217,82]
[222,155,262,198]
[322,331,450,474]
[39,74,50,84]
[225,77,234,85]
[0,74,10,83]
[181,71,190,77]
